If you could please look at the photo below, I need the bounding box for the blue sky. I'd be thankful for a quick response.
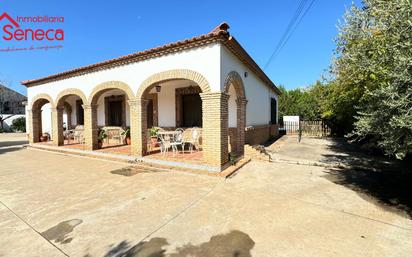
[0,0,360,95]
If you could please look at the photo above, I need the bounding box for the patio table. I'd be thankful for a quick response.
[157,131,180,136]
[157,131,181,154]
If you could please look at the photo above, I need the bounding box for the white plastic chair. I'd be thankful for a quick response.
[171,128,184,155]
[158,133,172,154]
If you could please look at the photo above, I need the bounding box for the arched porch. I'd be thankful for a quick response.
[53,89,88,146]
[224,71,247,158]
[84,81,134,151]
[131,69,230,168]
[28,94,54,144]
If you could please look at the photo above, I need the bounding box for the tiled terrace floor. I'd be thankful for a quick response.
[146,149,203,164]
[35,140,203,164]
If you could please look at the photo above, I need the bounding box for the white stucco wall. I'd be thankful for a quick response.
[228,84,237,128]
[64,95,79,127]
[95,89,130,126]
[154,80,194,127]
[220,46,279,126]
[26,42,279,131]
[27,43,221,107]
[41,103,52,136]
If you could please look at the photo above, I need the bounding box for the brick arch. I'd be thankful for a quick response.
[89,81,135,105]
[223,71,245,99]
[55,88,88,107]
[132,69,211,158]
[31,93,54,109]
[223,71,247,157]
[136,69,211,98]
[29,93,54,144]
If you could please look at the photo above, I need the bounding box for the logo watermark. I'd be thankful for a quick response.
[0,11,65,51]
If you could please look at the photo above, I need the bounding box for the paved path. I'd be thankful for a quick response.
[0,133,28,148]
[0,145,411,256]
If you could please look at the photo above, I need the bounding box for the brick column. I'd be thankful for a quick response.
[28,109,42,144]
[83,104,98,150]
[66,110,72,130]
[129,99,148,156]
[200,92,229,167]
[51,107,64,146]
[236,97,247,156]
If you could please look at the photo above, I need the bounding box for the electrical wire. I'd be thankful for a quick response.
[264,0,317,70]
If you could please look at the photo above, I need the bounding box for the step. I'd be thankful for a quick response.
[27,143,249,177]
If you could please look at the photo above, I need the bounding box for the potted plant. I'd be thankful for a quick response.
[121,128,131,145]
[40,132,50,142]
[229,152,237,166]
[97,128,107,149]
[149,127,159,148]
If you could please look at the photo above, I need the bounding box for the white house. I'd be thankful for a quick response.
[22,22,280,171]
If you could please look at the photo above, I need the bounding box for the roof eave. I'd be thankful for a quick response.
[21,31,229,87]
[222,37,281,95]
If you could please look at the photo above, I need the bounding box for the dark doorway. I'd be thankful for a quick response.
[270,97,277,124]
[182,94,202,127]
[108,101,123,126]
[147,99,154,128]
[76,100,84,125]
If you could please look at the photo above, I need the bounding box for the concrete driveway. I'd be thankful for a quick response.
[1,141,412,256]
[0,133,29,147]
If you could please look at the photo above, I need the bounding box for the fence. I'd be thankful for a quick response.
[283,120,300,135]
[300,120,331,137]
[282,119,331,137]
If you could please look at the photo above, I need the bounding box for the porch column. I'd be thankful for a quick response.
[83,104,98,150]
[66,110,72,130]
[236,97,247,156]
[200,92,229,168]
[28,109,41,144]
[51,107,64,146]
[129,99,148,156]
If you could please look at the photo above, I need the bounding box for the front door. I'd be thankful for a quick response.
[182,94,202,127]
[108,100,123,126]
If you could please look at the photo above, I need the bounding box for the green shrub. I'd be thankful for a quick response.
[11,117,26,132]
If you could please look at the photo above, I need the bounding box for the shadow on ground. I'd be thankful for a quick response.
[0,140,28,147]
[322,139,412,218]
[83,230,254,257]
[0,146,25,155]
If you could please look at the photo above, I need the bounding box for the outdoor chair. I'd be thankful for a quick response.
[158,133,172,154]
[102,127,125,145]
[182,127,201,153]
[73,125,85,144]
[64,129,75,143]
[170,128,184,155]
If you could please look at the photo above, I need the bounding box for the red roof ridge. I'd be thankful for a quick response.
[210,22,230,35]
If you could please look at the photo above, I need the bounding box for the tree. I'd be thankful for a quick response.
[0,114,15,132]
[278,81,330,122]
[11,117,26,132]
[332,0,412,159]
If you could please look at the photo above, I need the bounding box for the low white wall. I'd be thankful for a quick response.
[0,114,26,131]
